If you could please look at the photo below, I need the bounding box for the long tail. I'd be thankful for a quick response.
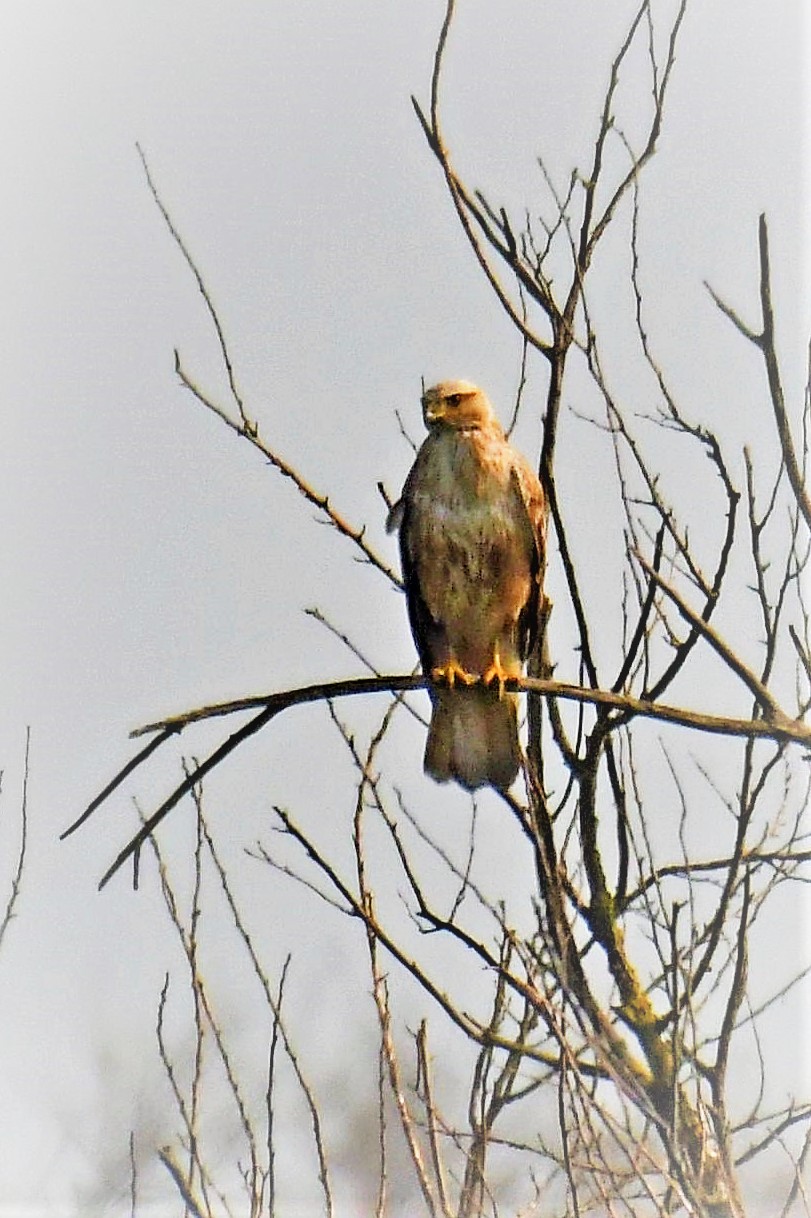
[424,687,521,791]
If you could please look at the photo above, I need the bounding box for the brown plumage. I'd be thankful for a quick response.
[387,381,547,791]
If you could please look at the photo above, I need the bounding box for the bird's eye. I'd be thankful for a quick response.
[446,394,461,407]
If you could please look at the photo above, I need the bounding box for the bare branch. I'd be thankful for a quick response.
[158,1148,209,1218]
[707,213,811,531]
[633,552,784,720]
[0,727,30,951]
[67,662,811,891]
[174,355,402,587]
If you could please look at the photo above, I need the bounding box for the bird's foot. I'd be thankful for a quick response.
[482,652,513,698]
[431,659,478,689]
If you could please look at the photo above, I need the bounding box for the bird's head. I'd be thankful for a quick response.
[421,381,495,431]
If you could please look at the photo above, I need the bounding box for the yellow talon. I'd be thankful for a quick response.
[431,658,478,688]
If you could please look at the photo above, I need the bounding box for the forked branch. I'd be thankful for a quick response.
[707,213,811,531]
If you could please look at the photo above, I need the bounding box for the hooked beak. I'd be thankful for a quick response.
[422,396,444,424]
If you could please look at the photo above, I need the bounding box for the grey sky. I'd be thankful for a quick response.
[0,1,807,1212]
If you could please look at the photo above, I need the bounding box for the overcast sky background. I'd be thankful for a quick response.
[0,2,808,1214]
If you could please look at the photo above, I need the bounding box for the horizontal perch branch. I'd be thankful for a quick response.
[131,672,810,748]
[64,671,809,892]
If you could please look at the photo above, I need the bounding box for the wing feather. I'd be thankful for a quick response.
[398,497,445,680]
[509,457,547,661]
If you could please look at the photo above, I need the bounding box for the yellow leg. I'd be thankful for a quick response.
[431,656,478,688]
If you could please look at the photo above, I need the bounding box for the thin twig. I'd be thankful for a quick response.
[633,553,783,720]
[0,727,30,951]
[266,955,291,1218]
[707,214,811,531]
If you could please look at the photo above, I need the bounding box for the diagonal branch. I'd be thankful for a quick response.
[174,357,402,587]
[140,142,401,589]
[633,553,783,720]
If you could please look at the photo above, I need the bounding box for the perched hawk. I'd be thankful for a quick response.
[387,381,547,791]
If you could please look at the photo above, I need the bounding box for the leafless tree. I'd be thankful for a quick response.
[66,3,809,1215]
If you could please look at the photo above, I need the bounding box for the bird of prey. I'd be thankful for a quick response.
[387,380,547,791]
